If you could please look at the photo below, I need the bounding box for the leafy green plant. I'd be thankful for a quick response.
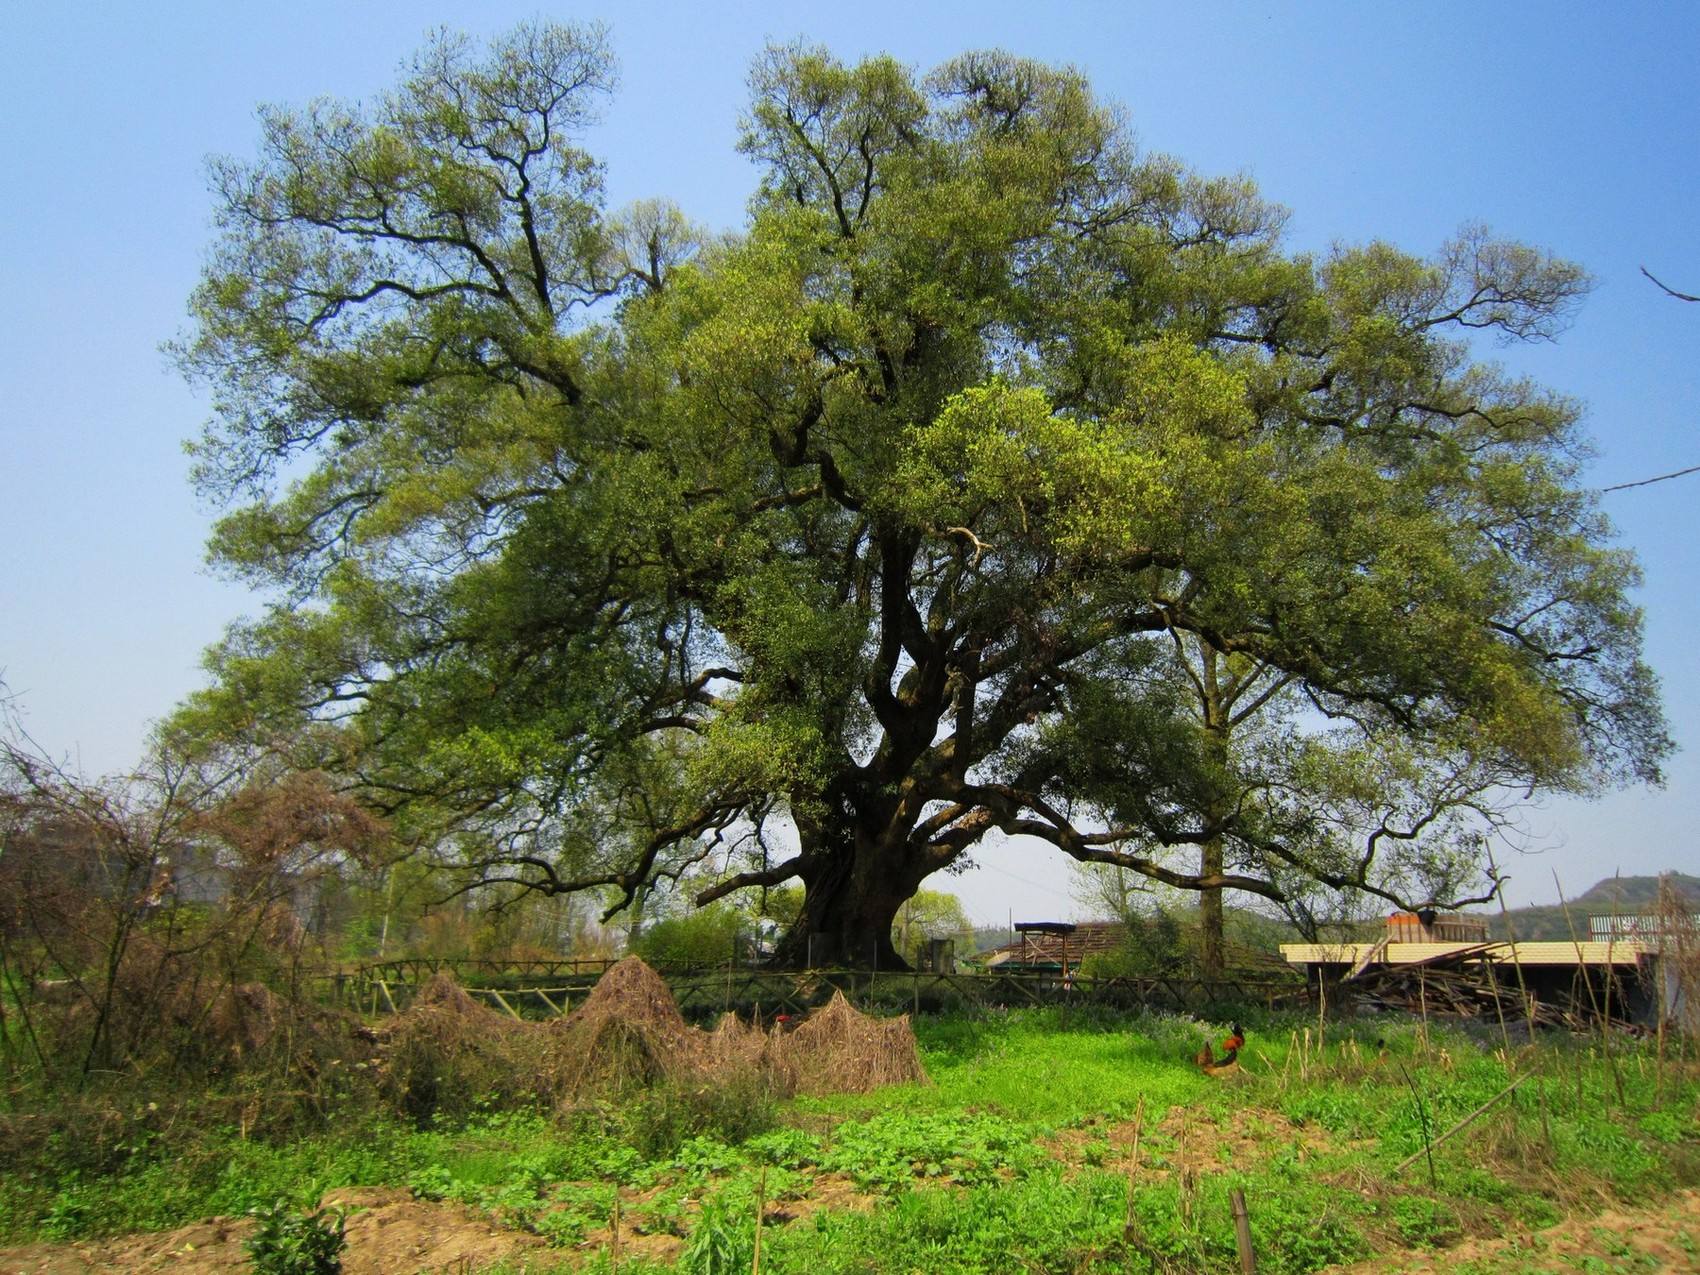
[1390,1194,1457,1246]
[742,1127,822,1169]
[822,1110,1039,1191]
[243,1198,346,1275]
[404,1163,453,1201]
[678,1195,754,1275]
[1637,1109,1696,1144]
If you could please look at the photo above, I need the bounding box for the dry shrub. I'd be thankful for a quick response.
[774,990,929,1096]
[28,928,356,1080]
[0,750,386,1090]
[706,1011,776,1073]
[410,970,514,1023]
[204,981,283,1060]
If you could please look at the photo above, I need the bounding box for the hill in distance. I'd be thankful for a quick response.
[1477,872,1700,941]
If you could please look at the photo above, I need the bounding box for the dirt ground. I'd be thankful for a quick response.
[0,1188,551,1275]
[0,1174,882,1275]
[1044,1103,1348,1180]
[2,1167,1694,1273]
[1323,1188,1700,1274]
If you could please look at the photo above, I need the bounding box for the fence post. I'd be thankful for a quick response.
[1230,1189,1256,1273]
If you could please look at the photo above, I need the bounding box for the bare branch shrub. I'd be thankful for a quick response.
[0,717,386,1094]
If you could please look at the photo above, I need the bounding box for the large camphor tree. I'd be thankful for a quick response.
[175,23,1668,970]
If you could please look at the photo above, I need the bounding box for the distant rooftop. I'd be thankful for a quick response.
[977,920,1124,968]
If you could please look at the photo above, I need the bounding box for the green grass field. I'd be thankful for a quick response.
[4,1007,1697,1273]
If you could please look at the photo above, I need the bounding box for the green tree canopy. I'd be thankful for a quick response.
[174,24,1669,968]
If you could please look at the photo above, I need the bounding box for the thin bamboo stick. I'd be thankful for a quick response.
[1553,873,1626,1106]
[752,1164,767,1274]
[1123,1095,1145,1245]
[1392,1075,1526,1173]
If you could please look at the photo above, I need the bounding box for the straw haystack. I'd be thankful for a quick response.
[546,956,707,1094]
[378,958,927,1107]
[775,990,930,1095]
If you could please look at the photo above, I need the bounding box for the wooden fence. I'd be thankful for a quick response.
[324,960,1308,1022]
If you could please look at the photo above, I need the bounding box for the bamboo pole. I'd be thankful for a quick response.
[1394,1061,1437,1188]
[1177,1108,1190,1225]
[1392,1075,1527,1174]
[1123,1095,1146,1245]
[1482,953,1514,1063]
[1490,869,1538,1029]
[1656,1014,1667,1107]
[1317,976,1327,1060]
[1230,1189,1257,1274]
[1418,968,1429,1055]
[752,1164,767,1275]
[486,988,524,1022]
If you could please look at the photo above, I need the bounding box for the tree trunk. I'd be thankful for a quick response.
[772,822,920,970]
[1199,835,1225,980]
[1198,660,1230,982]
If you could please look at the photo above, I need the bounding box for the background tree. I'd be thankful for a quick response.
[175,26,1669,968]
[1095,627,1539,976]
[627,900,746,969]
[892,889,973,966]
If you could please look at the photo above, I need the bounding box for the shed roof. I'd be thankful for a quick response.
[1279,940,1650,969]
[978,920,1125,967]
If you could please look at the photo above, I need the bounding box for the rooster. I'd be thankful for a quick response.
[1194,1022,1245,1073]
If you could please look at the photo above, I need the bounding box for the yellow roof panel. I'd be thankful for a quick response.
[1278,940,1648,968]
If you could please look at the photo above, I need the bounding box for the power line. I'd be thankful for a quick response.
[1600,463,1700,494]
[976,859,1073,895]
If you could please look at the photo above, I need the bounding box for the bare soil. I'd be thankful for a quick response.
[1323,1188,1700,1273]
[1044,1103,1350,1180]
[0,1188,550,1274]
[2,1175,1694,1273]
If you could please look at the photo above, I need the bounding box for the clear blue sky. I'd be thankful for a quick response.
[2,1,1696,925]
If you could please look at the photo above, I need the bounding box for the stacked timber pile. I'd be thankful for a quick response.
[1348,947,1598,1031]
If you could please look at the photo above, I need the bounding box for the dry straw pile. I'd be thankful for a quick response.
[378,956,928,1107]
[774,989,929,1095]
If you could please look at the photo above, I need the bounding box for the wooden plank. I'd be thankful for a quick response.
[486,988,524,1022]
